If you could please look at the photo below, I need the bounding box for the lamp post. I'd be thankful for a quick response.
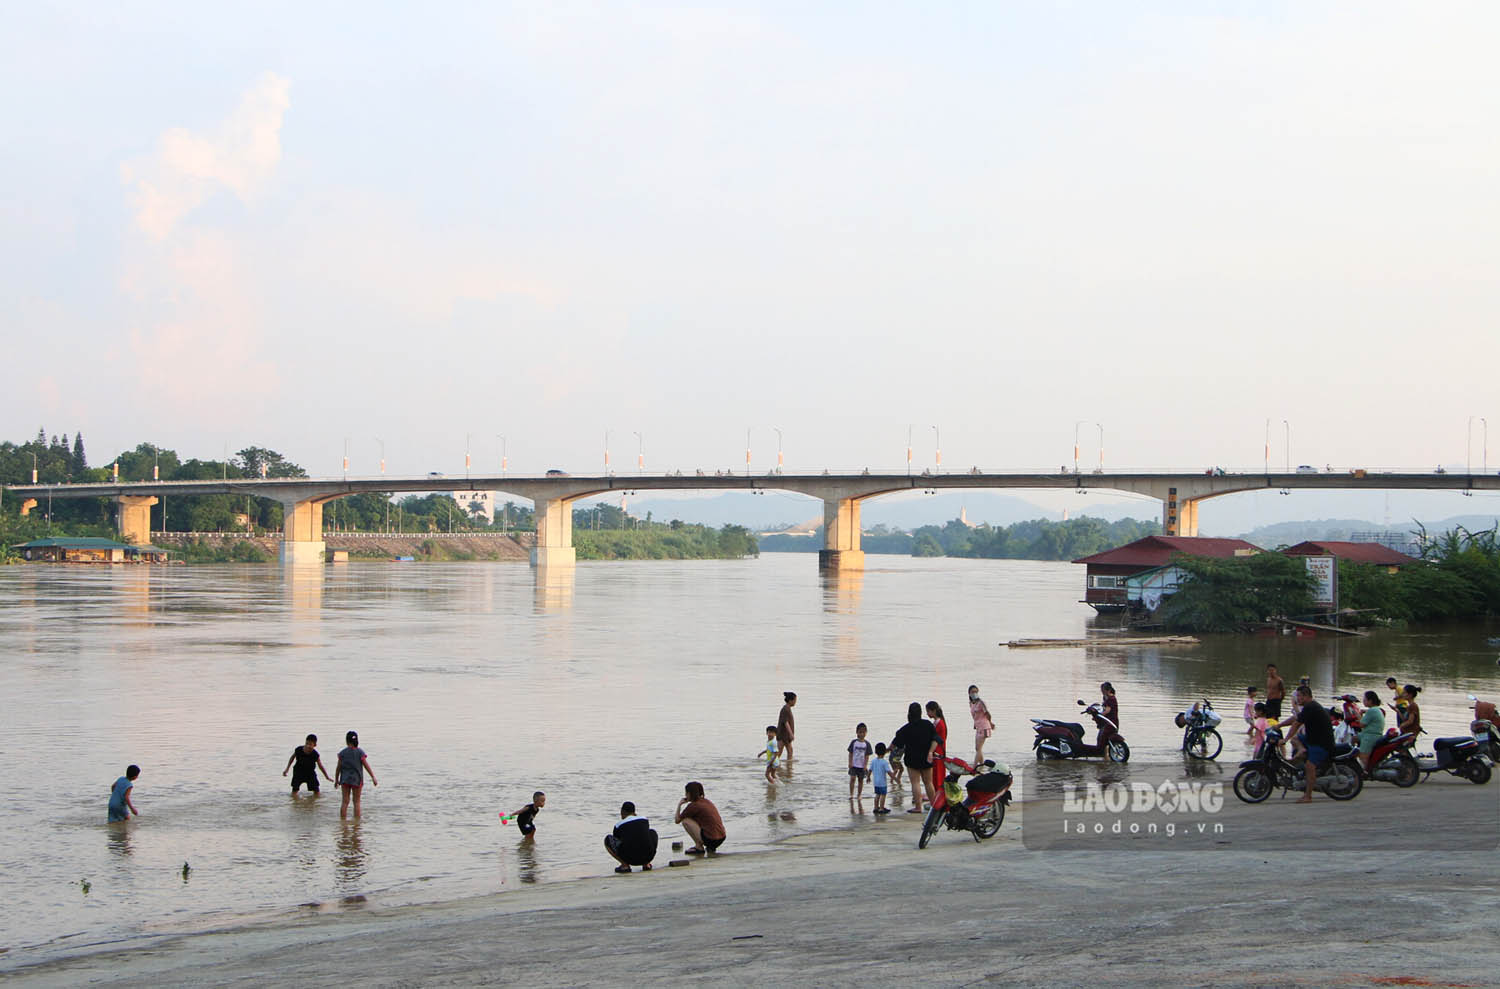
[746,427,751,476]
[932,425,941,472]
[1484,417,1489,474]
[1468,416,1476,475]
[465,433,472,482]
[1283,420,1290,473]
[634,431,644,474]
[496,434,507,476]
[31,451,37,484]
[907,424,914,476]
[343,438,350,478]
[1094,423,1104,471]
[1264,418,1270,474]
[604,430,612,475]
[773,427,783,474]
[376,437,385,475]
[1074,421,1086,474]
[153,445,159,482]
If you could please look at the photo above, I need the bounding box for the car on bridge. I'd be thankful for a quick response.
[546,469,569,476]
[1295,465,1318,474]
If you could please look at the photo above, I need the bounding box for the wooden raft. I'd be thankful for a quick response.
[1002,635,1201,648]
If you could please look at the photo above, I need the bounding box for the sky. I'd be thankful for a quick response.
[4,2,1498,530]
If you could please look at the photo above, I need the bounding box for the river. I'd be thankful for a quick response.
[1,555,1496,955]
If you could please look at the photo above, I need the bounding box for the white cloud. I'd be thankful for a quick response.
[122,72,290,239]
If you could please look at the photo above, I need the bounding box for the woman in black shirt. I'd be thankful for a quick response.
[891,702,936,813]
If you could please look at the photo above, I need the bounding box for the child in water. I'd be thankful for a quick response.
[506,791,546,838]
[756,726,780,781]
[870,743,894,815]
[108,765,140,822]
[336,731,378,819]
[283,734,334,794]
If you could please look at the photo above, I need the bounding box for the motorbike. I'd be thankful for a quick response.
[917,756,1013,849]
[1362,731,1419,787]
[1032,700,1129,762]
[1232,727,1363,802]
[1180,699,1223,760]
[1468,695,1500,762]
[1406,734,1491,785]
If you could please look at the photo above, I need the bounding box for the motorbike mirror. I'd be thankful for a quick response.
[1469,694,1479,701]
[1076,699,1086,706]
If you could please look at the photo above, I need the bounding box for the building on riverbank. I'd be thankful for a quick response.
[1281,540,1419,573]
[1073,535,1262,613]
[12,537,168,563]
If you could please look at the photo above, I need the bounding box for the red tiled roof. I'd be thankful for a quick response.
[1281,541,1419,565]
[1072,535,1263,567]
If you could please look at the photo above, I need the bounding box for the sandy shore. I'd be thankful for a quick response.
[6,781,1497,988]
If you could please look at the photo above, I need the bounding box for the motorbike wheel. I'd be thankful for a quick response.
[1464,759,1492,785]
[917,807,943,849]
[1391,752,1419,788]
[1324,763,1362,800]
[972,801,1005,839]
[1107,739,1130,763]
[1186,729,1223,761]
[1233,766,1272,803]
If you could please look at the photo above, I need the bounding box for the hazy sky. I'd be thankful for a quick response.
[5,3,1498,498]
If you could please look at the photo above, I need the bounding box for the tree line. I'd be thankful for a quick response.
[762,515,1161,561]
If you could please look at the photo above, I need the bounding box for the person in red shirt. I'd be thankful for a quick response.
[925,701,948,788]
[675,781,726,855]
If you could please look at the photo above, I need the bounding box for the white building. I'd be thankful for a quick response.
[451,490,498,522]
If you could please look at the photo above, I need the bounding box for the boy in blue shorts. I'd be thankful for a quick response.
[869,743,893,814]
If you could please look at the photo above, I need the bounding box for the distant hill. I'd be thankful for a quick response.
[1237,514,1499,549]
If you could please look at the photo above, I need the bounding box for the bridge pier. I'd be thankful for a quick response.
[818,494,865,571]
[116,495,158,546]
[531,496,576,567]
[280,498,327,565]
[1162,488,1201,537]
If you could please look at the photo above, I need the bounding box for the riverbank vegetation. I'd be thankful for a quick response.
[762,516,1159,561]
[575,523,758,560]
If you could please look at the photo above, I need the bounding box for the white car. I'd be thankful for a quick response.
[1295,465,1318,474]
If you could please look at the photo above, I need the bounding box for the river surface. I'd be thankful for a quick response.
[2,555,1496,956]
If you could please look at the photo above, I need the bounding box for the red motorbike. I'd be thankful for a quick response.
[1031,701,1129,762]
[1362,731,1419,787]
[917,757,1013,849]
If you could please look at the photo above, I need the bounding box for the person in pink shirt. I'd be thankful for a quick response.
[1242,686,1259,735]
[1249,702,1271,755]
[969,685,995,764]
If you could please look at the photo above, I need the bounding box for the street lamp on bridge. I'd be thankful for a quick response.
[907,424,914,477]
[605,430,612,475]
[1283,420,1290,474]
[932,425,941,472]
[773,427,784,474]
[376,437,385,475]
[496,434,507,476]
[634,431,644,474]
[746,427,752,477]
[1094,423,1104,471]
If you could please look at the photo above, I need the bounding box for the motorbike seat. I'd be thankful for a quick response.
[1434,736,1477,752]
[1057,722,1085,737]
[966,771,1013,794]
[1332,743,1354,757]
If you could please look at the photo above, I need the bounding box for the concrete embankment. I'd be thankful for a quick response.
[150,532,534,561]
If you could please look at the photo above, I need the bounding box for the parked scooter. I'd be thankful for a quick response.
[1468,695,1500,762]
[1232,728,1363,802]
[1032,700,1129,762]
[916,756,1013,849]
[1406,734,1491,785]
[1358,731,1420,786]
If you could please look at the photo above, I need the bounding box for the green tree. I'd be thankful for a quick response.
[1156,553,1315,633]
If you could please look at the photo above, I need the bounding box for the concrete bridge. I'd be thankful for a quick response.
[7,468,1498,569]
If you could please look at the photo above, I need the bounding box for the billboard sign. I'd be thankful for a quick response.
[1305,555,1337,610]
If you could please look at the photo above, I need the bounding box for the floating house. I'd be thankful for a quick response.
[12,537,168,563]
[1072,535,1263,613]
[1281,540,1419,573]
